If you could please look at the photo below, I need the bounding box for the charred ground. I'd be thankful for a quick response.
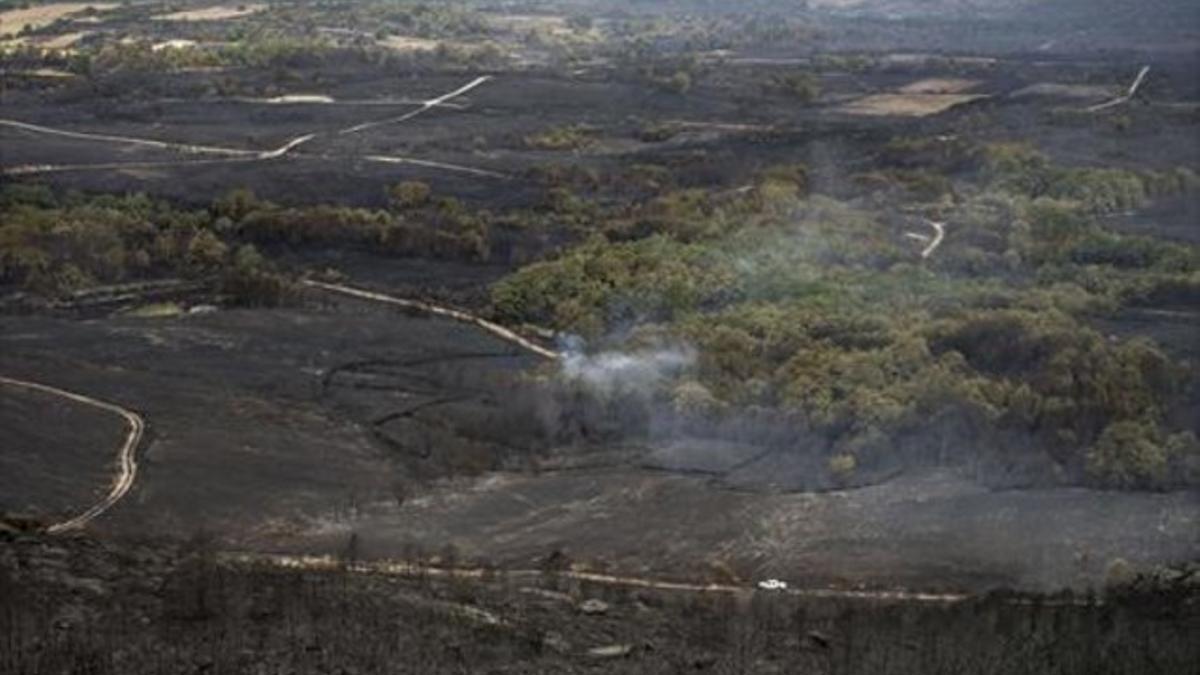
[1,1,1199,672]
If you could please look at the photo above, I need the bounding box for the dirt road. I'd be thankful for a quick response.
[363,154,511,179]
[1084,65,1151,112]
[2,76,501,179]
[302,279,559,359]
[338,75,492,135]
[237,553,973,605]
[0,375,143,533]
[0,118,261,157]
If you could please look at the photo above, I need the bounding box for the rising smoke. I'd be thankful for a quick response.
[558,335,696,398]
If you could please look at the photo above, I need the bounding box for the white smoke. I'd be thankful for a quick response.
[559,338,696,397]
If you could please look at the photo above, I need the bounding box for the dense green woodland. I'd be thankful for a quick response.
[2,139,1199,490]
[492,144,1200,490]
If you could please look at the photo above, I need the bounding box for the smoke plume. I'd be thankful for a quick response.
[559,337,696,398]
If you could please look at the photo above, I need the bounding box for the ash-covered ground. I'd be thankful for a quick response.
[2,9,1199,672]
[2,288,1196,592]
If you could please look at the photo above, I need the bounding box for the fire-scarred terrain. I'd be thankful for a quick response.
[2,0,1198,672]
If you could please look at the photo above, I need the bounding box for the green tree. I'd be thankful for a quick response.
[663,70,692,94]
[186,230,228,271]
[1086,419,1168,488]
[387,181,432,209]
[212,188,261,222]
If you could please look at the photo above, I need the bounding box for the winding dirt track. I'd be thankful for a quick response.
[5,151,510,181]
[337,75,492,135]
[0,375,143,533]
[363,154,511,179]
[0,119,317,175]
[302,279,560,360]
[236,553,972,605]
[905,219,946,259]
[1,76,500,179]
[1084,65,1151,113]
[3,157,263,176]
[219,96,467,108]
[0,118,261,156]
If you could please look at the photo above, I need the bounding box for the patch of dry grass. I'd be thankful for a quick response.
[153,4,264,22]
[378,35,442,52]
[151,38,199,51]
[839,93,987,117]
[31,30,89,49]
[487,14,568,32]
[0,3,115,38]
[898,77,980,94]
[8,67,77,78]
[1011,82,1116,100]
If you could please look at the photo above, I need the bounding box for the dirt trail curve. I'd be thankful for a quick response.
[0,375,143,533]
[302,279,560,360]
[338,75,492,135]
[1084,65,1151,113]
[0,118,262,157]
[3,157,262,176]
[0,119,316,160]
[237,553,972,605]
[905,219,946,259]
[2,76,501,179]
[363,154,511,179]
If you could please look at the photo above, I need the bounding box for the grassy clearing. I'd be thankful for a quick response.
[898,78,980,94]
[378,34,442,52]
[126,302,183,318]
[152,4,265,22]
[0,2,115,38]
[839,93,988,117]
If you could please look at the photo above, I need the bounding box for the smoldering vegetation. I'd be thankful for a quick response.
[489,146,1200,494]
[560,338,696,398]
[502,368,1084,493]
[2,529,1198,675]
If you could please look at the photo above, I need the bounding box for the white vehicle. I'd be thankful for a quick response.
[757,579,788,591]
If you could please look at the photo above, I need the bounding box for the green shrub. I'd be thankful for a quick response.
[828,453,857,477]
[387,181,432,209]
[763,72,819,103]
[221,245,293,307]
[186,230,228,271]
[1087,419,1169,488]
[524,125,595,151]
